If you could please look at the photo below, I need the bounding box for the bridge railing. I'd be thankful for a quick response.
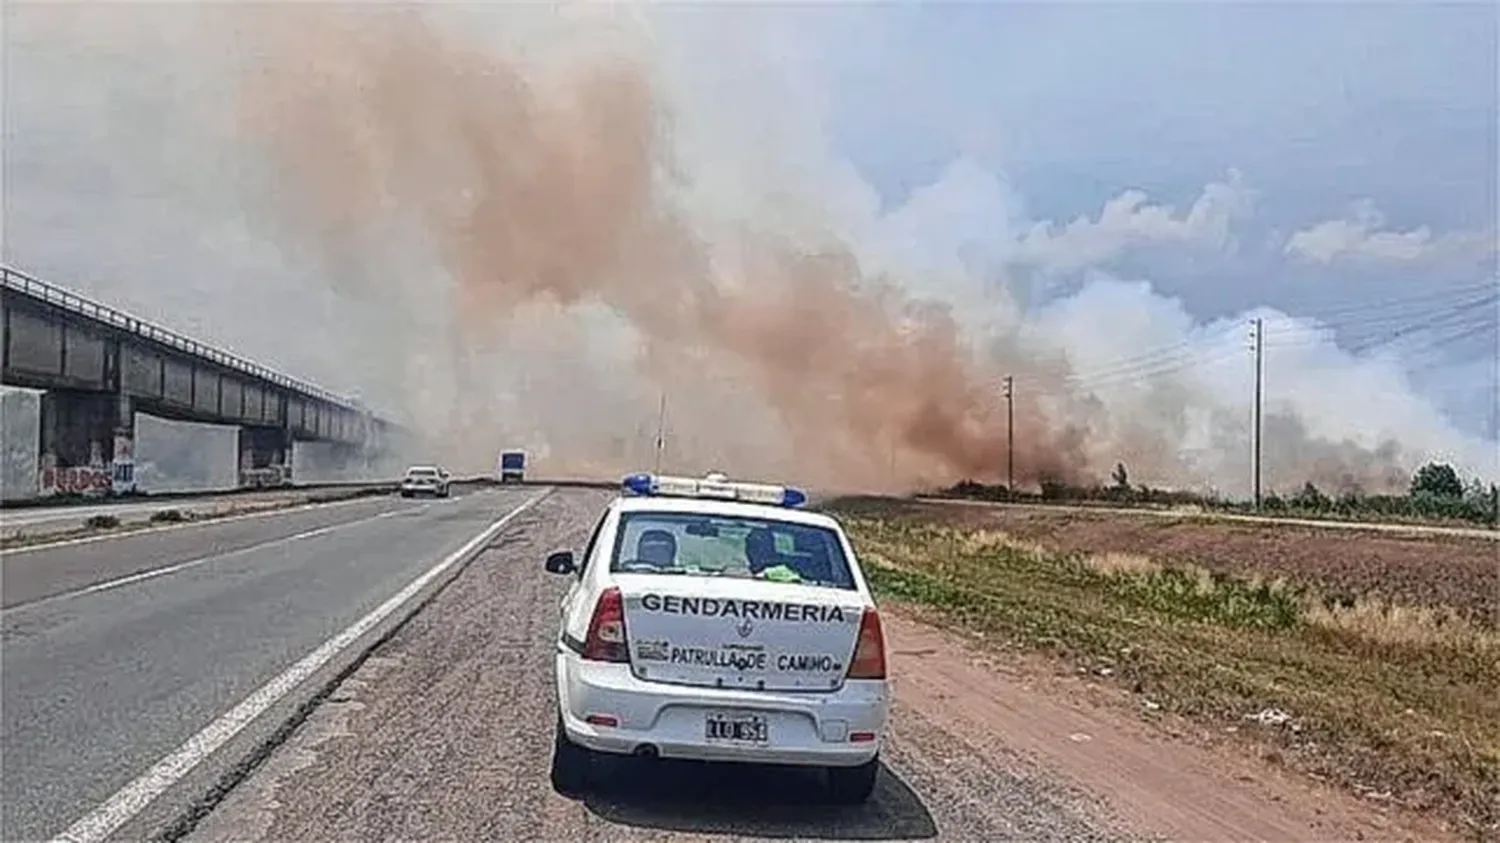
[2,265,356,409]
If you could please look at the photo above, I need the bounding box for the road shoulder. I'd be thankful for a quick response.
[882,605,1457,843]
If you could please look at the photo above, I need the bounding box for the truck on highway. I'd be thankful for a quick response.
[498,450,526,484]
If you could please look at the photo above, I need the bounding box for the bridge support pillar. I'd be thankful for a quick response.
[110,393,136,494]
[283,427,295,483]
[238,425,293,489]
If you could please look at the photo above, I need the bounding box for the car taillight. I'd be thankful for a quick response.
[846,607,887,680]
[582,587,630,663]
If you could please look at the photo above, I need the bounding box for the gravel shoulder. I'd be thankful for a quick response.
[184,488,1449,843]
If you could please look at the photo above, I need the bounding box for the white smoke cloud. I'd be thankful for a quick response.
[1285,199,1497,267]
[1009,170,1256,274]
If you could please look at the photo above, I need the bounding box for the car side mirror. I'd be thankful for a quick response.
[545,550,576,575]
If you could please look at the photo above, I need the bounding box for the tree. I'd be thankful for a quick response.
[1111,462,1130,490]
[1293,481,1329,510]
[1410,462,1464,500]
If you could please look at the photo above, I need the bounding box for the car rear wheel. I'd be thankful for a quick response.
[550,713,594,795]
[826,756,879,804]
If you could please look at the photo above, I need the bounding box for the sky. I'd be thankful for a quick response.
[2,1,1496,491]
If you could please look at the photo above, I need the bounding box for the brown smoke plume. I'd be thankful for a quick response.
[222,5,1085,491]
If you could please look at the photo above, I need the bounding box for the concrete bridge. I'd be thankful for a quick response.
[1,265,408,498]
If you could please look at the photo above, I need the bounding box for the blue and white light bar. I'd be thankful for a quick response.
[621,472,808,508]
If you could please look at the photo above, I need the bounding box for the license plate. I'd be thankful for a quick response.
[704,712,769,744]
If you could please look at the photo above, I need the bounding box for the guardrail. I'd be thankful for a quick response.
[2,264,358,409]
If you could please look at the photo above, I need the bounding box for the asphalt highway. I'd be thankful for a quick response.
[0,486,543,843]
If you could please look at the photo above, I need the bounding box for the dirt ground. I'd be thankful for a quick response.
[832,498,1500,626]
[187,489,1455,843]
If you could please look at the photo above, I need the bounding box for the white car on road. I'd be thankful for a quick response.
[544,472,891,804]
[399,465,451,498]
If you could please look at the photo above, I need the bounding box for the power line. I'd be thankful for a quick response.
[1268,290,1497,333]
[1401,320,1500,362]
[1061,347,1205,386]
[1030,346,1245,395]
[1267,292,1499,338]
[1270,294,1497,355]
[1061,340,1200,381]
[1012,283,1495,402]
[1289,280,1496,322]
[1029,287,1493,390]
[1058,325,1239,385]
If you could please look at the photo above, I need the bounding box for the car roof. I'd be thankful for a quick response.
[406,465,441,472]
[611,494,842,530]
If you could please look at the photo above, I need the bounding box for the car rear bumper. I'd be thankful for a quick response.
[556,652,888,767]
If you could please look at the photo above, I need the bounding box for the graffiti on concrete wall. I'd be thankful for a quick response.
[41,465,113,497]
[238,466,291,489]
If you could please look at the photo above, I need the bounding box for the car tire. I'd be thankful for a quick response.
[826,756,880,804]
[400,490,411,498]
[550,713,593,795]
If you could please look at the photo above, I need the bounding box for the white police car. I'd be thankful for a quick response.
[544,472,890,803]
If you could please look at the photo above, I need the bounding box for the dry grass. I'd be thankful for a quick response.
[1306,598,1499,655]
[956,528,1051,559]
[1084,551,1160,576]
[842,516,1500,841]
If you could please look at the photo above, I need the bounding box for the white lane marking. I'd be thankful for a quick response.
[49,489,550,843]
[2,516,390,616]
[1,495,384,556]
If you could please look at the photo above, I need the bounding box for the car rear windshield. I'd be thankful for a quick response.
[407,468,439,477]
[609,511,857,590]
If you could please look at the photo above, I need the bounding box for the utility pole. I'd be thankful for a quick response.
[1003,375,1015,498]
[1250,318,1264,509]
[653,392,667,474]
